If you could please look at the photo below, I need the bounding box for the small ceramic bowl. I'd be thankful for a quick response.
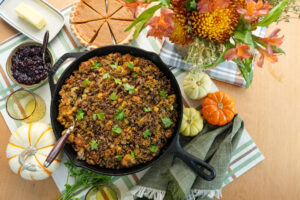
[6,40,54,89]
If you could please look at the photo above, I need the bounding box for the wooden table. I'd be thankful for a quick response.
[1,1,299,200]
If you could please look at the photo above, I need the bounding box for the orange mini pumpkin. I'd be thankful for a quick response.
[202,91,236,126]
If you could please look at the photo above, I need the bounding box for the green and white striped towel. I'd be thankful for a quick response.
[0,4,264,200]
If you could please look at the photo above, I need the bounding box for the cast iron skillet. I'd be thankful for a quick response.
[48,45,216,181]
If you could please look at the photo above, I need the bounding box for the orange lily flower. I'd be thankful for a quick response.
[122,0,150,16]
[257,28,284,55]
[146,9,174,40]
[224,44,253,60]
[237,0,273,22]
[257,47,279,67]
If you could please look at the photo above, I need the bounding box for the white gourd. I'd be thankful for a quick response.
[183,72,212,100]
[6,122,61,181]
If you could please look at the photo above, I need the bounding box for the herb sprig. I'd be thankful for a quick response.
[57,161,111,200]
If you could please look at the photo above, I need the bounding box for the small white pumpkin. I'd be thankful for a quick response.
[180,108,203,137]
[183,72,212,100]
[6,122,61,181]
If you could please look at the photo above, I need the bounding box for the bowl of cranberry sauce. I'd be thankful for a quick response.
[6,41,53,89]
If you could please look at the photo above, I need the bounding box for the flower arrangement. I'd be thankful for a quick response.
[123,0,289,87]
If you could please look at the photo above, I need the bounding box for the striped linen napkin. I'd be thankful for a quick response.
[0,4,264,200]
[159,27,267,87]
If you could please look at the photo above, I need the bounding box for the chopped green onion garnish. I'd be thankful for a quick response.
[83,79,90,85]
[92,62,102,69]
[114,78,122,85]
[114,109,125,120]
[160,91,167,99]
[126,62,135,69]
[93,112,105,120]
[161,117,172,128]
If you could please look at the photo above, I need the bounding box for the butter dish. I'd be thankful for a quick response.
[0,0,65,43]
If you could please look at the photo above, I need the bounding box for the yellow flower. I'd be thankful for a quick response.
[189,2,242,43]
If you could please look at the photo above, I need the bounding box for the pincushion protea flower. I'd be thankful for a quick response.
[189,1,242,43]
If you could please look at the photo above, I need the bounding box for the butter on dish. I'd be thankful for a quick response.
[15,2,46,30]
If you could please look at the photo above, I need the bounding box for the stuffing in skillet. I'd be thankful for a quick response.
[57,53,177,169]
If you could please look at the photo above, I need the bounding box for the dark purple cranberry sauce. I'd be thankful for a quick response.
[11,45,52,85]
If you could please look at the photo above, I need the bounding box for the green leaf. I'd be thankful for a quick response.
[133,73,138,78]
[236,59,253,88]
[93,112,105,120]
[76,109,84,121]
[114,78,122,85]
[103,73,111,79]
[161,117,172,128]
[112,125,122,134]
[160,0,170,6]
[143,129,151,138]
[130,150,135,159]
[110,61,118,69]
[144,107,152,112]
[254,0,288,28]
[125,4,162,32]
[92,62,102,69]
[83,79,90,85]
[124,83,135,94]
[109,92,117,100]
[90,139,98,150]
[126,62,135,69]
[160,91,167,99]
[114,109,125,120]
[149,145,158,152]
[115,155,122,161]
[133,19,147,40]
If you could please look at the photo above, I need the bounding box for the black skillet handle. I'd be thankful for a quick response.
[169,134,216,181]
[48,52,85,97]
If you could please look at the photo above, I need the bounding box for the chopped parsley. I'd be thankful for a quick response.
[160,91,167,99]
[130,150,135,159]
[115,155,122,161]
[103,73,110,79]
[92,62,102,69]
[114,109,125,120]
[126,62,135,69]
[93,112,105,120]
[112,125,122,134]
[161,117,173,128]
[110,61,118,69]
[143,129,150,138]
[133,73,138,78]
[149,145,158,153]
[76,109,84,120]
[146,85,151,89]
[109,92,117,100]
[89,139,98,150]
[123,83,135,94]
[114,78,122,85]
[144,107,152,112]
[83,79,90,85]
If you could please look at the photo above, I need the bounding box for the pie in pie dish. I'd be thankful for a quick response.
[70,0,135,49]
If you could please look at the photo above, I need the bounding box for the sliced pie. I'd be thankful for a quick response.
[71,20,104,47]
[91,22,114,49]
[70,1,104,23]
[82,0,107,16]
[107,0,123,17]
[108,19,134,44]
[110,6,135,21]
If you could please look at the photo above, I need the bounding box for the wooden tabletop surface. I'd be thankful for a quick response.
[1,0,299,200]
